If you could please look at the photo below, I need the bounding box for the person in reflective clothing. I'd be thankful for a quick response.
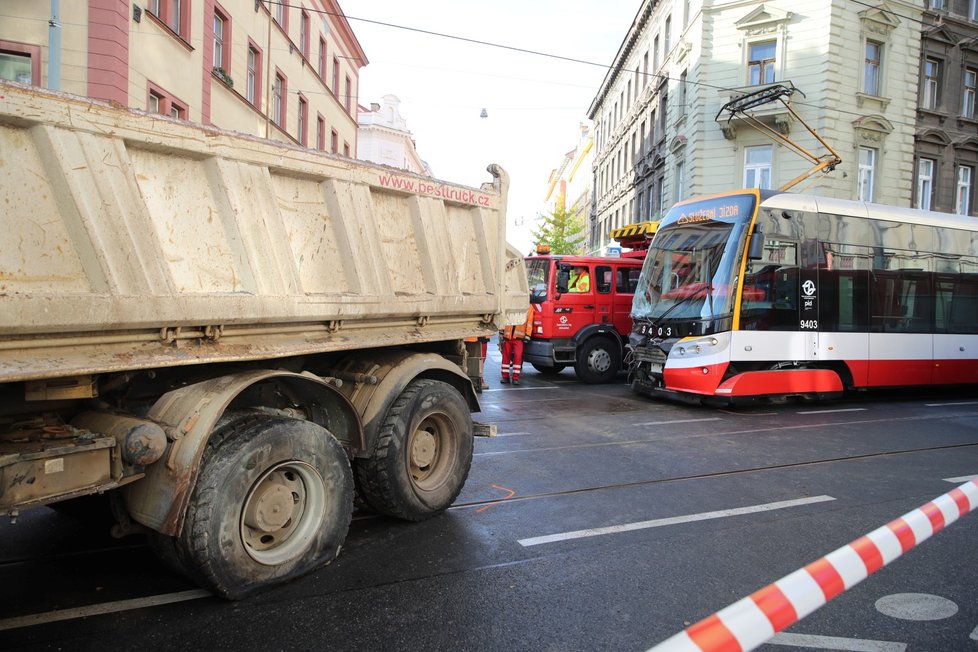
[499,305,535,385]
[568,266,590,292]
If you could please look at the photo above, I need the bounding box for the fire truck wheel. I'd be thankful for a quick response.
[574,337,621,384]
[531,363,565,375]
[355,379,473,522]
[174,415,352,600]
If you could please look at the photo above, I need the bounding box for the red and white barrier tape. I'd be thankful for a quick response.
[649,478,978,652]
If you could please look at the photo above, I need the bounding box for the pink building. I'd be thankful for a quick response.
[0,0,367,154]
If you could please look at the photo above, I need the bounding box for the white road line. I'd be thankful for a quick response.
[925,401,978,407]
[479,386,560,392]
[970,623,978,641]
[0,589,211,632]
[493,431,531,438]
[796,408,868,415]
[944,474,978,483]
[517,495,835,547]
[633,417,722,426]
[769,632,906,651]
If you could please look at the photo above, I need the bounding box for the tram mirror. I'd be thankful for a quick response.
[748,231,765,260]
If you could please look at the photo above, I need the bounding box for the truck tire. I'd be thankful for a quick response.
[355,379,473,521]
[574,337,621,384]
[174,415,352,599]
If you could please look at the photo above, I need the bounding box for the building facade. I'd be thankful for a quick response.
[587,0,925,255]
[915,0,978,215]
[357,94,431,175]
[0,0,366,154]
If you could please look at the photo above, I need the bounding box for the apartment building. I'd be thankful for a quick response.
[587,0,924,254]
[0,0,366,154]
[915,0,978,214]
[357,94,431,176]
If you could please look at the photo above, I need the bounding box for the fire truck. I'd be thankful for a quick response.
[522,222,657,383]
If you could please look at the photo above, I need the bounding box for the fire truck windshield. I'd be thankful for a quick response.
[526,257,550,303]
[631,220,747,322]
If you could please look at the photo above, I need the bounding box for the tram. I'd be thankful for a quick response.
[627,189,978,403]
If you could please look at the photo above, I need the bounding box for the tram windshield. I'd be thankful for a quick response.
[632,195,755,323]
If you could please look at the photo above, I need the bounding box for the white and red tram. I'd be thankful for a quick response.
[627,189,978,404]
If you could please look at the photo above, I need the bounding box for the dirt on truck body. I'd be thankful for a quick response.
[0,81,529,598]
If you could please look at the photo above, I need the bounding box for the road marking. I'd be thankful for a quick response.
[874,593,958,621]
[944,474,978,483]
[796,408,868,415]
[971,623,978,641]
[480,386,560,392]
[0,589,210,631]
[633,417,722,426]
[925,401,978,407]
[475,484,516,513]
[492,431,531,437]
[769,632,906,651]
[517,495,835,547]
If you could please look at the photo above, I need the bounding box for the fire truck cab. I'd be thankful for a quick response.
[523,247,644,383]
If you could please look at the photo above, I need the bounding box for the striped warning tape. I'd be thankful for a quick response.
[649,478,978,652]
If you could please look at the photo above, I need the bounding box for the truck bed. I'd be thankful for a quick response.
[0,82,528,383]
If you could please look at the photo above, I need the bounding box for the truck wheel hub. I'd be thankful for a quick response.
[244,479,294,532]
[411,430,437,469]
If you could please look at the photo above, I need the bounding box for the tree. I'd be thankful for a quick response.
[531,204,588,255]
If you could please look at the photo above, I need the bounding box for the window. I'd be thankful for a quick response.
[147,85,186,119]
[148,0,190,39]
[246,43,262,108]
[923,58,941,110]
[970,0,978,21]
[748,41,776,85]
[664,15,672,55]
[318,38,327,80]
[675,160,685,202]
[928,0,947,9]
[316,115,326,150]
[332,57,339,92]
[330,128,338,154]
[297,95,308,146]
[916,158,935,210]
[679,70,688,116]
[275,0,288,28]
[744,145,772,189]
[858,147,876,201]
[964,69,977,119]
[344,75,352,112]
[300,10,310,60]
[863,41,881,95]
[212,8,230,71]
[653,35,660,71]
[343,142,350,157]
[273,72,286,128]
[957,166,973,215]
[0,43,38,84]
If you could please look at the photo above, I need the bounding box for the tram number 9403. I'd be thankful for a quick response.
[800,319,818,330]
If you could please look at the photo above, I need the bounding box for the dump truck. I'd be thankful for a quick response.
[0,81,529,598]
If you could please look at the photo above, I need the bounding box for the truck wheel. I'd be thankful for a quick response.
[174,416,352,599]
[531,363,565,375]
[574,337,621,384]
[355,379,472,521]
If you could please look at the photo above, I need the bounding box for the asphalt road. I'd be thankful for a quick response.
[1,347,977,652]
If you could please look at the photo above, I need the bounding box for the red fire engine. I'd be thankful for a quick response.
[522,221,657,383]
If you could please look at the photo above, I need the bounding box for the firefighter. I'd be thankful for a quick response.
[499,305,534,385]
[568,266,590,292]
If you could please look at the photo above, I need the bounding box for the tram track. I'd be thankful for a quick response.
[457,439,978,511]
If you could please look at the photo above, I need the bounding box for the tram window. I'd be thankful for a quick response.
[871,274,932,332]
[937,275,978,333]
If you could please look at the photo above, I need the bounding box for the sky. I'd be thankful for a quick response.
[347,1,640,252]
